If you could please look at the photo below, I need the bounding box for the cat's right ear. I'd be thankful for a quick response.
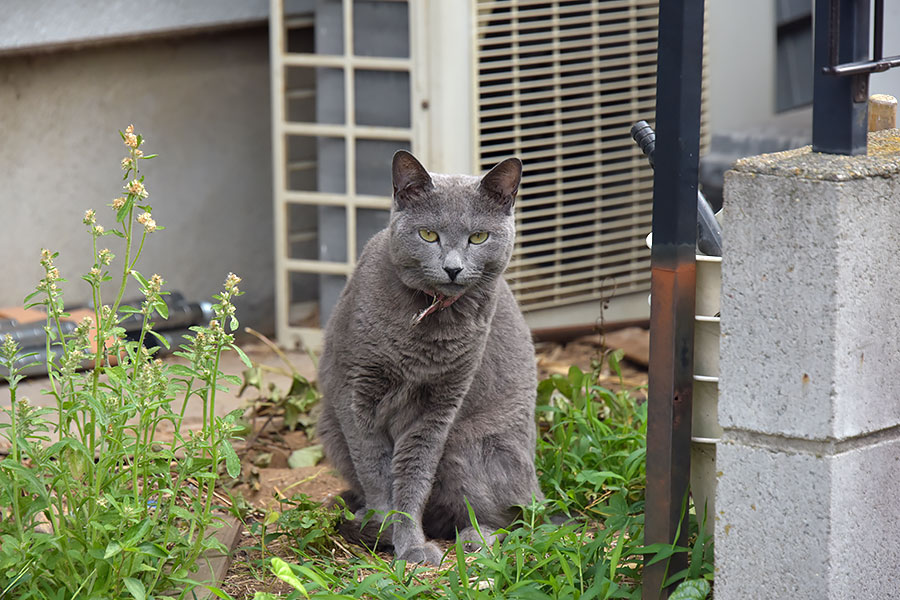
[392,150,433,210]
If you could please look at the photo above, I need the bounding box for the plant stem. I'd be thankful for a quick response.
[244,327,302,374]
[110,198,135,324]
[8,385,25,543]
[130,230,148,272]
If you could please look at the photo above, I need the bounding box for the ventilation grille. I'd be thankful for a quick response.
[476,0,659,312]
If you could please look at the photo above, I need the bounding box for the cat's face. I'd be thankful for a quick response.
[388,151,522,297]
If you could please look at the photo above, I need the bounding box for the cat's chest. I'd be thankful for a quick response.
[388,318,488,376]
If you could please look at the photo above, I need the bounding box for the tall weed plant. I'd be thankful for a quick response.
[0,126,247,599]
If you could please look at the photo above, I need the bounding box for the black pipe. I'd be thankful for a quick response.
[631,120,722,257]
[0,320,77,349]
[4,295,214,377]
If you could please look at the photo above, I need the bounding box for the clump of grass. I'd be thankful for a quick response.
[214,351,713,599]
[0,126,247,599]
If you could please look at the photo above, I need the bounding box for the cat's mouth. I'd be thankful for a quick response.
[411,291,463,326]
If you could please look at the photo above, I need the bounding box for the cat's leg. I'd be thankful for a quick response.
[319,373,398,546]
[341,427,396,545]
[389,387,466,566]
[426,432,542,551]
[317,401,363,495]
[337,373,403,546]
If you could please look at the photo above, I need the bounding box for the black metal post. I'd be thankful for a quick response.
[643,0,704,597]
[812,0,870,155]
[873,0,884,62]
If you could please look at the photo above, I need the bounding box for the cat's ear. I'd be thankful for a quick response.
[392,150,433,210]
[478,158,522,214]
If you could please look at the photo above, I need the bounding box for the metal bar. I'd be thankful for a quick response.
[286,258,352,276]
[282,52,411,71]
[343,0,357,268]
[283,121,412,141]
[812,0,870,155]
[874,0,884,61]
[270,0,291,346]
[827,53,900,76]
[643,0,704,597]
[284,190,392,210]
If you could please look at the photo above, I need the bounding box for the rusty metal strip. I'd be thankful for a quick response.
[642,0,704,597]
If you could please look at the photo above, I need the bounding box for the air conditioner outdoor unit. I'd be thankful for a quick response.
[270,0,700,348]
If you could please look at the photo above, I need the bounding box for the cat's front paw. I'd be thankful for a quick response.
[397,541,444,566]
[458,527,501,552]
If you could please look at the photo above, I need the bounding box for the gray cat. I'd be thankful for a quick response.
[317,150,541,566]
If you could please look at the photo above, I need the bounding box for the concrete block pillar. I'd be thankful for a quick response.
[716,129,900,599]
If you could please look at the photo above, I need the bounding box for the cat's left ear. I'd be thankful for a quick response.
[478,158,522,214]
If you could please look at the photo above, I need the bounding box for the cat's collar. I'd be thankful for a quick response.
[411,292,462,326]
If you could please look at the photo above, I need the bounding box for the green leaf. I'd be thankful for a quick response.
[230,344,252,368]
[123,577,146,600]
[171,505,193,521]
[117,196,134,223]
[136,542,169,559]
[203,586,238,600]
[609,522,627,580]
[130,270,149,288]
[669,579,710,600]
[288,444,324,469]
[221,440,241,478]
[123,518,154,549]
[575,470,626,488]
[147,329,171,350]
[103,541,122,559]
[154,299,169,319]
[270,557,309,597]
[168,364,198,379]
[608,348,625,379]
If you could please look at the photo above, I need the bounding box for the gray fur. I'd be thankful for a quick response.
[317,151,541,565]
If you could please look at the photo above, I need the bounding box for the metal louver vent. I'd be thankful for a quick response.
[476,0,659,314]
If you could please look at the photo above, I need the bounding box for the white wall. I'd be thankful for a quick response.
[0,26,277,331]
[706,0,776,133]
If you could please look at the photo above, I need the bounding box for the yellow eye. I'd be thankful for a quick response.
[418,229,439,242]
[469,231,489,245]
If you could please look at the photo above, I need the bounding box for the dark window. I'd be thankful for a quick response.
[776,0,813,111]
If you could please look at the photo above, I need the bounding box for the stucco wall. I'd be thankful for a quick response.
[0,0,269,54]
[1,26,277,332]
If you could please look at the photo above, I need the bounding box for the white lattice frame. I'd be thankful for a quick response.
[270,0,434,349]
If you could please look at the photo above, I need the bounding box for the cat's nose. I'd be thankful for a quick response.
[444,266,462,282]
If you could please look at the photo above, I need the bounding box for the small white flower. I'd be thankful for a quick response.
[126,180,149,199]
